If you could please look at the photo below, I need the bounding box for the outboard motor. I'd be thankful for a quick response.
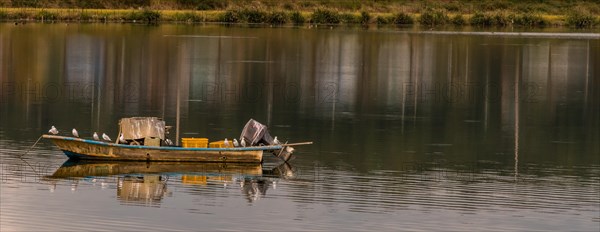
[239,119,275,146]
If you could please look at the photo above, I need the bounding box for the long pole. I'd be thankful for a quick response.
[176,65,181,146]
[175,40,181,146]
[281,142,313,146]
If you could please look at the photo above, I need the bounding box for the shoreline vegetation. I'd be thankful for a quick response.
[1,1,599,28]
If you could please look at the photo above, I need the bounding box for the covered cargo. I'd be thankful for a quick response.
[120,117,166,140]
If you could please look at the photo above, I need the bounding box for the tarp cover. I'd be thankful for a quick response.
[120,117,165,140]
[240,119,274,146]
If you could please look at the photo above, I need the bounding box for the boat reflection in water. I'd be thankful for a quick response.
[48,161,296,205]
[117,175,167,206]
[240,162,295,202]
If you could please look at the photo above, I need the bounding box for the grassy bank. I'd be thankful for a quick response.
[3,1,599,15]
[1,3,599,28]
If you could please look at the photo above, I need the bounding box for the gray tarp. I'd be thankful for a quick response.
[120,117,165,140]
[240,119,274,146]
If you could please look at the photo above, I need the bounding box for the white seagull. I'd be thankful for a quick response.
[224,138,230,147]
[102,133,111,141]
[240,138,247,147]
[72,128,79,137]
[48,126,58,135]
[93,132,100,141]
[233,138,239,147]
[286,146,295,153]
[273,136,280,145]
[119,134,126,144]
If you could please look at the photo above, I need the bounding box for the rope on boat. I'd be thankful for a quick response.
[18,135,43,158]
[16,135,44,176]
[274,141,288,162]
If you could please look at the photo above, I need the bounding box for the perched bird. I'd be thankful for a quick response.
[72,128,79,138]
[285,146,295,153]
[102,133,111,141]
[240,138,247,147]
[273,136,280,145]
[233,138,239,147]
[224,138,230,147]
[48,126,58,135]
[93,132,100,141]
[119,134,126,144]
[165,138,173,146]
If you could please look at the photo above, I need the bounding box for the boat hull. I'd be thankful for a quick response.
[43,135,281,163]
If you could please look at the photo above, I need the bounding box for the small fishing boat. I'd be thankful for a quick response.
[43,117,311,163]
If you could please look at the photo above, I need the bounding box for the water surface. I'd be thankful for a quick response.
[1,23,599,231]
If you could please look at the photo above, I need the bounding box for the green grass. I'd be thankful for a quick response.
[451,14,466,26]
[267,11,287,24]
[470,12,494,27]
[124,9,160,22]
[360,11,371,25]
[290,11,305,24]
[0,4,598,28]
[566,7,598,28]
[419,9,449,26]
[219,10,238,23]
[392,12,414,25]
[513,14,547,27]
[1,0,599,16]
[238,8,268,24]
[172,12,203,22]
[310,9,341,24]
[339,12,359,24]
[35,10,58,21]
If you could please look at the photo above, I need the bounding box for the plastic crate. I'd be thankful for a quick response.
[181,138,208,148]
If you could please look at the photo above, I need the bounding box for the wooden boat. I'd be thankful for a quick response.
[42,117,311,163]
[43,134,284,163]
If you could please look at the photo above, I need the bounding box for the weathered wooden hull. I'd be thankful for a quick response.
[43,135,282,163]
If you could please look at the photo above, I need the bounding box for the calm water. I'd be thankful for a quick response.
[1,23,599,231]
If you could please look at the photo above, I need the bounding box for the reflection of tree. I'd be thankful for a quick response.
[2,25,598,169]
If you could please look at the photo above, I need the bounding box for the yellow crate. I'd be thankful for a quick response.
[181,138,208,148]
[209,139,234,148]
